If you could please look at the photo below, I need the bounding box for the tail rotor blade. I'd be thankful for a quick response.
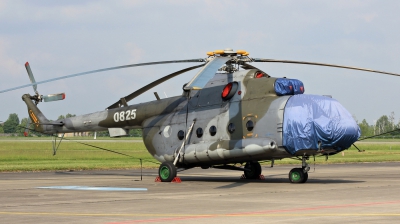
[25,62,38,94]
[42,93,66,102]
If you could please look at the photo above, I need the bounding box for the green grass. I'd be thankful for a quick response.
[0,139,399,172]
[0,136,143,141]
[359,138,400,142]
[0,140,158,172]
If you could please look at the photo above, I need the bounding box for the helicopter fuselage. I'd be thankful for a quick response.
[15,49,399,183]
[23,68,359,169]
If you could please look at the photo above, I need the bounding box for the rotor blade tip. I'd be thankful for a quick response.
[62,93,66,100]
[25,62,29,66]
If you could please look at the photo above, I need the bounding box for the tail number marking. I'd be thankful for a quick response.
[113,109,137,122]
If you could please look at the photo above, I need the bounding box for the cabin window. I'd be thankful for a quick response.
[177,130,185,140]
[228,123,235,133]
[196,127,203,138]
[209,126,217,136]
[246,120,254,131]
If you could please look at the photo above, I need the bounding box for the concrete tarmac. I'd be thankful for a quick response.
[1,163,400,224]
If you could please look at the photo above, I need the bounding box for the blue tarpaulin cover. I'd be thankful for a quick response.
[291,79,305,95]
[275,78,304,96]
[283,94,360,155]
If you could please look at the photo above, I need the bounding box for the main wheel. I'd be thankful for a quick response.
[158,161,177,182]
[289,168,306,183]
[244,161,262,179]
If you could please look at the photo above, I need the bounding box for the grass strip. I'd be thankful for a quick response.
[0,140,399,172]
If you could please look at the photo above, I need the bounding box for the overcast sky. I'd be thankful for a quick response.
[0,0,399,125]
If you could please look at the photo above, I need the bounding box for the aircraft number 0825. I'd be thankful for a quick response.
[113,109,137,122]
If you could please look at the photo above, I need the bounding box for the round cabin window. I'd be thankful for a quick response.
[246,120,254,131]
[177,130,185,140]
[209,126,217,136]
[196,127,203,138]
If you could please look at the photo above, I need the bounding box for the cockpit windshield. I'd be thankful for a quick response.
[185,57,230,90]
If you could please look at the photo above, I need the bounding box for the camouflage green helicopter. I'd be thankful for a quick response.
[3,48,400,183]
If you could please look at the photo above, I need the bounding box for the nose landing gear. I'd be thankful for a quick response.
[289,156,310,183]
[158,161,177,182]
[289,168,308,183]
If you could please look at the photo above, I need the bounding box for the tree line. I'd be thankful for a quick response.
[0,113,142,137]
[358,112,400,138]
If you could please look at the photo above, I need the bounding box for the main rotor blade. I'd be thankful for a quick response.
[0,59,206,94]
[253,58,400,77]
[241,62,260,70]
[108,64,205,109]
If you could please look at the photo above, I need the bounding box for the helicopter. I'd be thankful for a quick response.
[2,48,400,183]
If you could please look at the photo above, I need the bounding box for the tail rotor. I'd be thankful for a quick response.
[24,62,66,105]
[23,62,65,136]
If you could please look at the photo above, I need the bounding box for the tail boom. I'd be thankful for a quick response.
[22,94,50,133]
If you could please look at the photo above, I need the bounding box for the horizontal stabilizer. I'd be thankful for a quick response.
[109,128,129,137]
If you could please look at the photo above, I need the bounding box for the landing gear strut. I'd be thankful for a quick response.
[243,161,262,179]
[158,161,177,182]
[289,156,310,183]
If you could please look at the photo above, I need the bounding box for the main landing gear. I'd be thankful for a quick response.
[243,161,262,179]
[157,158,311,183]
[289,156,310,183]
[158,161,177,182]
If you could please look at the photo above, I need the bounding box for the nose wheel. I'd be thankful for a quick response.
[289,168,308,183]
[158,161,177,182]
[289,156,310,183]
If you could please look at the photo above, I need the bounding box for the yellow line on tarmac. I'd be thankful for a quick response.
[0,212,208,217]
[1,211,400,217]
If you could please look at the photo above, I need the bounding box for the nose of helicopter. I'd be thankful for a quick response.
[282,94,360,155]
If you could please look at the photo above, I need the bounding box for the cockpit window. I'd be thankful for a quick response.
[185,57,230,90]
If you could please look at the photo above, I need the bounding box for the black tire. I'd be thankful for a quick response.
[301,172,309,183]
[289,168,306,183]
[158,161,177,182]
[244,161,262,179]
